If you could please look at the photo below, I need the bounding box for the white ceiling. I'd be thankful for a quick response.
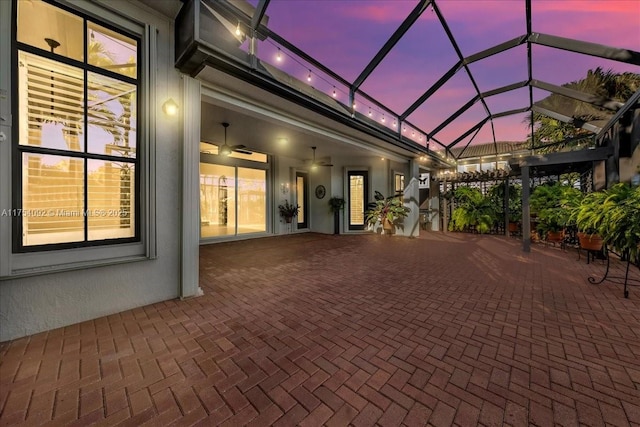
[198,67,429,165]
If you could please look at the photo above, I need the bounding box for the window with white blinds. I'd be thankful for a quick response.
[15,0,140,251]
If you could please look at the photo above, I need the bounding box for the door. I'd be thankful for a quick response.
[348,171,368,231]
[296,172,309,229]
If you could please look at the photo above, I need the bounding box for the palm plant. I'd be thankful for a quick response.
[527,68,640,153]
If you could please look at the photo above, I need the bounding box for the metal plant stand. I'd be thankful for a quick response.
[588,247,640,298]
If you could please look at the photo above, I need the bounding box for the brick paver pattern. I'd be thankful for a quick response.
[1,232,639,426]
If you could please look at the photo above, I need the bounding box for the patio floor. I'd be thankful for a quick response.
[1,232,639,426]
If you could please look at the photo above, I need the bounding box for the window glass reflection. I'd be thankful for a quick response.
[87,22,137,78]
[22,153,84,246]
[87,160,135,240]
[88,72,137,157]
[238,168,266,234]
[200,164,236,238]
[19,52,84,151]
[18,0,84,62]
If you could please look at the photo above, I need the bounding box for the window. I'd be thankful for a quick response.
[394,173,405,195]
[296,172,308,229]
[348,171,368,231]
[14,0,140,251]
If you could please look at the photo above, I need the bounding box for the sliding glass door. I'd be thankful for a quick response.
[200,163,267,238]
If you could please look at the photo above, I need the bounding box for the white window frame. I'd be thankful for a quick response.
[0,0,157,278]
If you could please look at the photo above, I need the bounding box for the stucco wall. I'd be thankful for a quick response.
[0,0,183,341]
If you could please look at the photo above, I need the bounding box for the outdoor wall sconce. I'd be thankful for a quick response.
[280,183,290,195]
[162,98,179,116]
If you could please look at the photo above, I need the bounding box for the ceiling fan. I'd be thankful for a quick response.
[218,122,248,156]
[309,146,333,169]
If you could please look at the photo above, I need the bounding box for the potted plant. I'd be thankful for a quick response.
[365,191,410,235]
[530,182,582,242]
[328,196,345,235]
[278,199,300,223]
[449,186,497,234]
[573,190,606,252]
[577,183,640,260]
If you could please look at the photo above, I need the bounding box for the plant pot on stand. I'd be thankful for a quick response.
[577,232,604,263]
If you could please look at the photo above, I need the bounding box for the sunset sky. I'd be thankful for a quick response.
[248,0,640,148]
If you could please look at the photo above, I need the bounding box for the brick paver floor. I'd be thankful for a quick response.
[1,232,639,426]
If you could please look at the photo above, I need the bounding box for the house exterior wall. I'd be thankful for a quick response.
[0,0,183,341]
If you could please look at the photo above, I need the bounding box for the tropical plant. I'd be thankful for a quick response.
[278,199,300,220]
[328,197,345,213]
[575,183,640,260]
[365,191,410,232]
[488,182,522,223]
[530,182,583,235]
[527,68,640,153]
[448,187,497,234]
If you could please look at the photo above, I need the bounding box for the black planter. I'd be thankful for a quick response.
[333,211,340,234]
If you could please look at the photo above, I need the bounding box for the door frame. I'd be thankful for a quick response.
[346,169,369,231]
[295,171,309,229]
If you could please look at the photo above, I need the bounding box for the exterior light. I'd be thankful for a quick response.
[307,70,312,82]
[235,22,242,36]
[332,87,337,97]
[276,48,282,62]
[393,119,397,128]
[162,98,179,116]
[368,107,372,117]
[381,114,385,123]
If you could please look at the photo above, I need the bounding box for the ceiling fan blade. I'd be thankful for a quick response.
[235,148,253,155]
[230,144,246,150]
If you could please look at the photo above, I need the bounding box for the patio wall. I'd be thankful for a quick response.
[0,0,183,342]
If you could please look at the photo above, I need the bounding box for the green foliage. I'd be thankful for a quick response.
[527,68,640,154]
[448,187,498,234]
[365,191,410,227]
[575,184,640,260]
[278,199,300,218]
[487,182,522,222]
[328,197,345,213]
[530,182,583,233]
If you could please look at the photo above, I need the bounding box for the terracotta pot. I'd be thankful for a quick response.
[508,222,519,233]
[284,217,293,224]
[382,219,394,235]
[547,230,564,243]
[578,232,603,251]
